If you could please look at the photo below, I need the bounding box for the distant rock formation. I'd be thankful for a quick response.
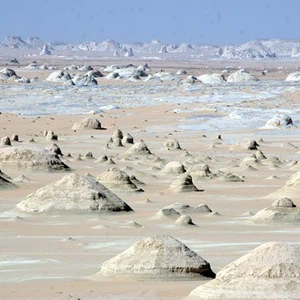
[265,114,294,128]
[227,69,259,83]
[40,44,51,55]
[124,47,134,57]
[286,71,300,82]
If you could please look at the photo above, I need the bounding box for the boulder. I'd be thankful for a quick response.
[72,117,101,130]
[97,167,143,192]
[163,138,181,150]
[169,175,200,193]
[15,173,132,213]
[251,198,300,223]
[286,71,300,82]
[46,70,71,83]
[0,146,70,171]
[187,242,300,299]
[96,235,215,280]
[227,69,259,83]
[265,114,294,128]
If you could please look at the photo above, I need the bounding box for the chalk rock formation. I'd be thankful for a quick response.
[198,73,225,84]
[46,70,71,83]
[169,175,200,192]
[72,74,97,86]
[163,138,181,150]
[227,69,259,83]
[125,140,152,155]
[162,161,186,174]
[0,147,70,171]
[97,167,143,192]
[40,44,51,55]
[72,117,101,130]
[265,114,294,128]
[175,215,196,226]
[96,235,215,280]
[252,198,300,223]
[186,242,300,299]
[286,71,300,82]
[15,173,132,213]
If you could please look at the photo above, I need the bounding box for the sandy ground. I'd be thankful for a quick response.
[1,58,300,299]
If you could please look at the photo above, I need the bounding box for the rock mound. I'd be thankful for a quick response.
[162,161,186,174]
[72,117,101,130]
[265,114,294,128]
[97,167,143,192]
[198,73,225,84]
[286,71,300,82]
[187,242,300,299]
[251,198,300,223]
[227,69,259,83]
[163,138,181,150]
[125,140,152,155]
[169,175,200,193]
[96,235,215,280]
[15,173,132,213]
[0,147,70,172]
[175,215,196,226]
[46,70,71,83]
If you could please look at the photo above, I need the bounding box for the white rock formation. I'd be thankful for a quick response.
[162,161,186,174]
[286,71,300,82]
[163,138,181,150]
[46,70,71,83]
[265,114,294,128]
[169,175,200,192]
[97,167,143,192]
[72,74,97,86]
[227,69,259,83]
[125,140,152,156]
[72,118,101,130]
[15,173,132,213]
[96,235,215,280]
[251,198,300,223]
[187,242,300,299]
[40,44,51,55]
[0,147,70,171]
[198,73,225,84]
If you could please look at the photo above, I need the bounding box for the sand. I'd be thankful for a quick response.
[1,56,300,299]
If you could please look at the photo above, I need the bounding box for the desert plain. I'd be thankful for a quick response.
[1,52,300,299]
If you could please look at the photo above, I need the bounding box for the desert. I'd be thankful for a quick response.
[1,29,300,300]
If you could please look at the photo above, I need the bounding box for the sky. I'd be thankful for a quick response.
[2,0,300,45]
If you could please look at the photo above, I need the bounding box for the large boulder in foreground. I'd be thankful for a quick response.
[96,235,215,280]
[15,173,133,213]
[186,242,300,299]
[0,147,70,172]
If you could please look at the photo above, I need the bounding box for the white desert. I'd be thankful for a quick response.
[1,32,300,300]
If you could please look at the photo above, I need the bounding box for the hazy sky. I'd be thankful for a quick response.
[2,0,300,44]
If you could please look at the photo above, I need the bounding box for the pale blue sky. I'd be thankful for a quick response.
[2,0,300,44]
